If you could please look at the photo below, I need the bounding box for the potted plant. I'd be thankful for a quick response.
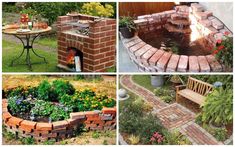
[119,16,136,38]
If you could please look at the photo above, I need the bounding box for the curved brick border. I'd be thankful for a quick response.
[120,75,223,145]
[120,3,233,72]
[2,99,116,142]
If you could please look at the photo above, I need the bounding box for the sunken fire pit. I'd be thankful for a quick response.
[121,3,233,72]
[57,14,116,72]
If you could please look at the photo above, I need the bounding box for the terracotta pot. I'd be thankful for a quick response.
[119,27,135,38]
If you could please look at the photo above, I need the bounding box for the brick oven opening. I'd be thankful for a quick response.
[66,47,83,72]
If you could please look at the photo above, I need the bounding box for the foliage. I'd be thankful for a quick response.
[20,137,35,145]
[132,75,156,92]
[162,130,192,145]
[128,134,140,145]
[30,100,54,117]
[119,16,136,31]
[201,87,233,126]
[20,7,37,19]
[213,128,228,141]
[81,2,114,18]
[3,128,16,141]
[43,139,56,145]
[2,2,20,13]
[37,80,55,101]
[149,131,164,145]
[52,79,75,98]
[8,96,32,115]
[154,87,175,103]
[92,131,100,139]
[50,105,72,121]
[212,32,233,69]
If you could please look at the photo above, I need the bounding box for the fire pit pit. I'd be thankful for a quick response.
[57,13,116,72]
[121,3,233,72]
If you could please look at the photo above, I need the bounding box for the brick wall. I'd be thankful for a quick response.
[57,14,116,72]
[2,99,116,142]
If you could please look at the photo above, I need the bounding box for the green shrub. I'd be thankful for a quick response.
[201,87,233,126]
[37,80,54,101]
[163,130,191,145]
[213,128,227,141]
[8,96,32,115]
[50,105,72,121]
[161,96,173,103]
[154,87,175,103]
[52,79,75,98]
[81,2,114,18]
[20,137,35,145]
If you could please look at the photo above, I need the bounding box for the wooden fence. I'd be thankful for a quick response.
[119,2,176,17]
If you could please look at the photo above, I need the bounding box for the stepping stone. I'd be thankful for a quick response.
[149,50,165,66]
[156,52,172,72]
[206,55,222,72]
[135,44,152,58]
[141,47,158,66]
[198,56,210,72]
[189,56,199,72]
[129,41,146,53]
[166,54,180,72]
[177,55,188,72]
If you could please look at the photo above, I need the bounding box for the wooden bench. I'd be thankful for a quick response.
[176,77,213,106]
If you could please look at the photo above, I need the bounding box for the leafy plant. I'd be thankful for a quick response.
[119,16,136,31]
[149,131,164,145]
[213,128,227,141]
[201,87,233,126]
[50,105,72,121]
[154,88,175,103]
[92,131,100,139]
[43,139,56,145]
[163,130,191,145]
[8,96,32,115]
[81,2,114,18]
[20,137,35,145]
[128,134,140,145]
[52,79,75,100]
[37,80,54,101]
[30,100,54,117]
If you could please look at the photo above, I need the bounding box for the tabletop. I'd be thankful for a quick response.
[2,27,52,35]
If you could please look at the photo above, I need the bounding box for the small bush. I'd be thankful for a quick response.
[30,100,54,117]
[20,137,35,145]
[154,88,175,103]
[92,131,100,139]
[37,80,54,101]
[52,79,75,98]
[50,105,72,121]
[8,96,32,115]
[128,134,140,145]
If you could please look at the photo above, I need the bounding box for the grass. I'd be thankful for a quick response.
[132,75,156,92]
[2,39,60,72]
[35,36,57,49]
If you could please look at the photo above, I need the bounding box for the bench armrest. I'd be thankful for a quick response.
[176,85,186,92]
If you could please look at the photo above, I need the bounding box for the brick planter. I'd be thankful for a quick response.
[57,14,116,72]
[121,3,232,72]
[2,99,116,142]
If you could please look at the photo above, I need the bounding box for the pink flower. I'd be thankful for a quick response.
[224,31,230,36]
[217,39,222,44]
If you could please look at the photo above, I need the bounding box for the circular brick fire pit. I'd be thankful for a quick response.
[121,3,232,72]
[2,99,116,142]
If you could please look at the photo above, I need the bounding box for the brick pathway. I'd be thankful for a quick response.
[120,75,222,145]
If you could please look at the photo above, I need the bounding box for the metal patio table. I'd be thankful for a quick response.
[2,27,52,70]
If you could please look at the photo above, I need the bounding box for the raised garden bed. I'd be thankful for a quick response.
[2,79,116,142]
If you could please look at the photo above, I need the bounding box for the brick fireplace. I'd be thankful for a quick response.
[57,14,116,72]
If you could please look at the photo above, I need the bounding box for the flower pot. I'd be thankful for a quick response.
[119,27,135,38]
[151,75,164,87]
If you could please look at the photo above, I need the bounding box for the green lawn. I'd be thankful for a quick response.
[35,36,57,49]
[132,75,156,92]
[2,39,60,72]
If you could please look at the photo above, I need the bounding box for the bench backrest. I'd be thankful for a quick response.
[186,77,213,96]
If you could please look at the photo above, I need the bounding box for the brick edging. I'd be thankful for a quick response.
[2,99,116,142]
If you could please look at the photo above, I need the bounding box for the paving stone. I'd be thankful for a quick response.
[166,54,180,72]
[135,44,152,58]
[189,56,199,72]
[206,55,222,72]
[156,52,172,71]
[148,49,165,66]
[177,55,188,72]
[198,56,210,72]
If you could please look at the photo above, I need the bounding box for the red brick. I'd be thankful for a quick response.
[198,56,210,72]
[177,55,188,72]
[206,55,222,72]
[141,47,158,65]
[36,123,52,131]
[102,107,116,115]
[166,54,180,72]
[106,19,116,25]
[156,52,172,71]
[70,112,86,119]
[2,112,11,122]
[129,41,146,53]
[100,26,112,31]
[7,117,23,127]
[52,120,69,130]
[2,99,8,103]
[2,102,8,108]
[134,44,152,58]
[67,118,84,127]
[19,120,37,132]
[149,49,164,66]
[189,56,199,72]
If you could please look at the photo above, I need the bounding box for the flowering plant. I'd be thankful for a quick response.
[150,131,164,144]
[212,31,233,69]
